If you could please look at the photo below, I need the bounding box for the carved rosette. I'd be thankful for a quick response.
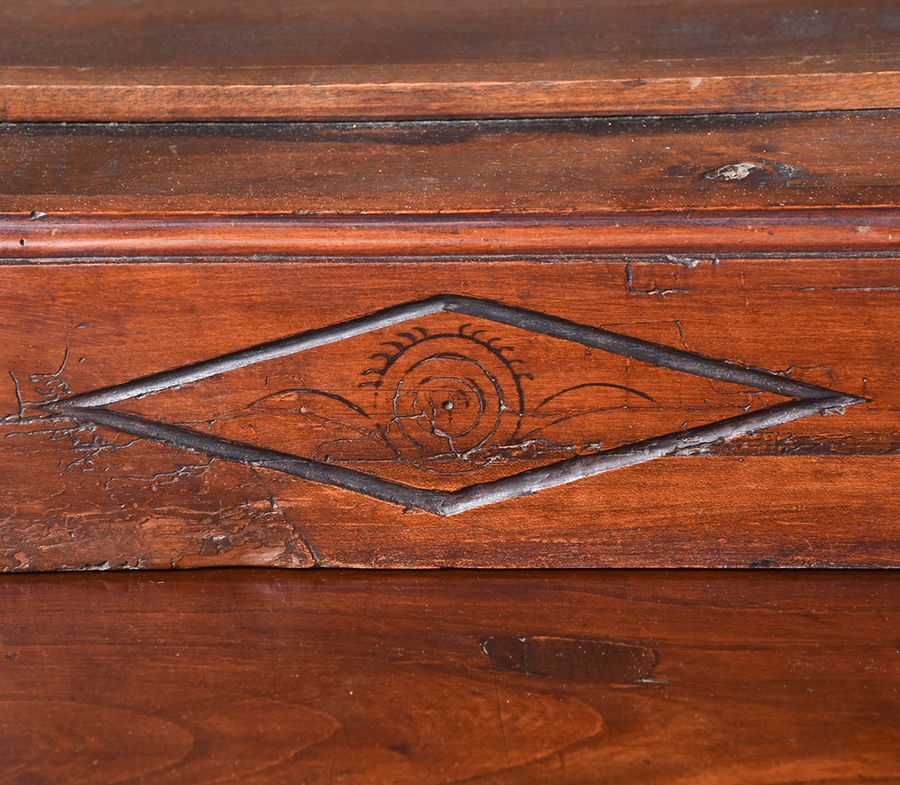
[363,327,526,473]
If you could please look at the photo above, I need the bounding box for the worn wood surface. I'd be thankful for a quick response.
[2,0,900,120]
[2,259,897,570]
[1,112,899,215]
[2,569,898,783]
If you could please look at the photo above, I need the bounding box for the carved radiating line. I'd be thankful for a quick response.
[52,294,866,515]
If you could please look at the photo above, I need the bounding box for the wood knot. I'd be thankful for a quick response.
[702,159,807,185]
[703,162,760,181]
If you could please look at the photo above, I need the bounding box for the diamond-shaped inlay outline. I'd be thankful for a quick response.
[49,295,865,516]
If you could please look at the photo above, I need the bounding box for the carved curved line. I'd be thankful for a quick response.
[536,383,657,410]
[391,356,499,453]
[316,432,396,463]
[518,405,632,441]
[405,350,519,425]
[248,388,370,418]
[400,367,493,451]
[282,408,373,437]
[367,422,486,476]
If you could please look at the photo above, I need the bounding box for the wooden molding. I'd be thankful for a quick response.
[4,67,900,122]
[3,210,899,259]
[2,0,899,120]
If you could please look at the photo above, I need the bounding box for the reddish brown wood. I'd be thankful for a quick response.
[2,569,898,783]
[2,259,897,570]
[3,211,900,259]
[1,112,899,215]
[0,110,897,572]
[2,0,900,120]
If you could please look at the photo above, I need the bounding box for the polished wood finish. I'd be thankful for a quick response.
[2,0,900,120]
[4,211,899,258]
[2,259,897,570]
[1,112,899,215]
[3,569,898,783]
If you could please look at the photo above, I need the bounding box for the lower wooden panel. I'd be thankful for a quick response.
[1,257,897,569]
[2,570,898,784]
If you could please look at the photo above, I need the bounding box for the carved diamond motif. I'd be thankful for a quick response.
[52,295,863,515]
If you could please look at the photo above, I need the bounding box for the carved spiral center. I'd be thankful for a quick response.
[375,334,524,473]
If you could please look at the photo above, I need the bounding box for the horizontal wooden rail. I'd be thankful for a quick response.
[2,210,898,259]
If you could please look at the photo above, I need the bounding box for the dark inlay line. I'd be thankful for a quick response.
[439,396,858,515]
[62,298,447,407]
[52,405,451,515]
[52,294,865,515]
[61,295,851,408]
[53,394,859,517]
[442,296,842,401]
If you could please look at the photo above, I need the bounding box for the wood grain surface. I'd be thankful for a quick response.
[1,112,898,215]
[2,569,898,784]
[2,259,897,570]
[2,0,899,120]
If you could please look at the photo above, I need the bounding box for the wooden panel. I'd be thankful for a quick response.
[2,0,899,120]
[1,112,899,214]
[2,569,898,783]
[1,258,897,570]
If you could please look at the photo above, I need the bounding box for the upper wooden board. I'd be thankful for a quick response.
[1,111,899,218]
[2,111,898,259]
[2,0,899,120]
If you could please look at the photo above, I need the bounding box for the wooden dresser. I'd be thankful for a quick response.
[1,1,898,782]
